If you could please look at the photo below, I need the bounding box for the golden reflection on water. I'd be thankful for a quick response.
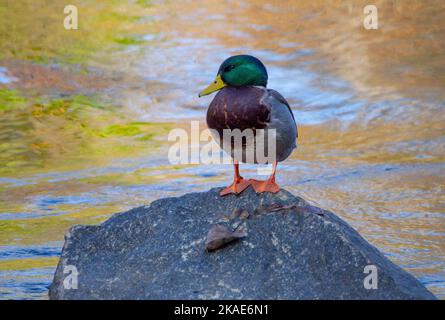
[154,0,445,99]
[0,0,444,299]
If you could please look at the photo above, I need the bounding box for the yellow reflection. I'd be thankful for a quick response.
[0,257,59,271]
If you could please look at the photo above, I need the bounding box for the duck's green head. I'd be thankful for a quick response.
[199,55,268,97]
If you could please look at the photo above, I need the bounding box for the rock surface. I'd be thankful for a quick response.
[49,187,436,300]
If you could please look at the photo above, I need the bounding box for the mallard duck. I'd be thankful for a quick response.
[199,55,298,196]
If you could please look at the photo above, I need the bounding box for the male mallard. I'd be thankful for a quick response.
[199,55,298,196]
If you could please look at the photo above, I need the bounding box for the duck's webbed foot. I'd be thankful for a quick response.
[220,177,251,196]
[220,161,251,196]
[250,178,280,193]
[250,160,280,193]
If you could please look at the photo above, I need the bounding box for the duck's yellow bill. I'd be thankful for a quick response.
[199,75,227,97]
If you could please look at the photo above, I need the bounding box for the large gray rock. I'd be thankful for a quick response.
[49,187,436,300]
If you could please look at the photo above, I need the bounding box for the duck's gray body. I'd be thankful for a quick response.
[206,86,297,164]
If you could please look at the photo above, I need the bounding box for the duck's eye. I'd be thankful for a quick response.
[224,65,235,72]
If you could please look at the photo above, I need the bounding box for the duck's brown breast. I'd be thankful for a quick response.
[206,86,270,137]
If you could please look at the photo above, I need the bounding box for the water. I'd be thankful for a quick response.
[0,0,444,299]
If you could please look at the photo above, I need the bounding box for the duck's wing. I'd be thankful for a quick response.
[267,89,298,138]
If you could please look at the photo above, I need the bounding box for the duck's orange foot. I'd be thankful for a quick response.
[220,178,251,196]
[250,179,280,193]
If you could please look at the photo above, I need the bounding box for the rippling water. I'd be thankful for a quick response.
[0,0,444,299]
